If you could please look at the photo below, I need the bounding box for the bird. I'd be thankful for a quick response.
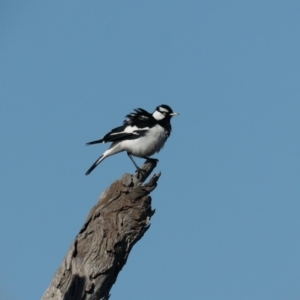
[85,104,178,175]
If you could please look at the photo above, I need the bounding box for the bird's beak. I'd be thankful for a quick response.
[169,112,179,116]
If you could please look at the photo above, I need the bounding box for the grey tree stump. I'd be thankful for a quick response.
[42,160,160,300]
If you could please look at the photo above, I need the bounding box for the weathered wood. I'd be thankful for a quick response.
[42,160,160,300]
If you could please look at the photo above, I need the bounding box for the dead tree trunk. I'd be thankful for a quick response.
[42,160,159,300]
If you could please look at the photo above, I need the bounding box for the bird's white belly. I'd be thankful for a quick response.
[120,125,168,157]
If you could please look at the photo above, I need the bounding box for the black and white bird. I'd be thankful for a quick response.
[85,104,178,175]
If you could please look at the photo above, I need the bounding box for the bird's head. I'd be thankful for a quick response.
[152,104,179,121]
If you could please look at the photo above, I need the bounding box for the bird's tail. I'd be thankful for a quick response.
[86,139,104,146]
[85,155,106,175]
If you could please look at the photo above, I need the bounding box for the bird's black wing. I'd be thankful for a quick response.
[101,125,148,143]
[86,108,154,146]
[86,125,148,145]
[123,108,156,128]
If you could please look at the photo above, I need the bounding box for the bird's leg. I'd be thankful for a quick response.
[127,152,143,172]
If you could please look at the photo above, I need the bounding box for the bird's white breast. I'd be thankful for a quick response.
[119,124,168,157]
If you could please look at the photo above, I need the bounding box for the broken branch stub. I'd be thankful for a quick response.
[42,159,160,300]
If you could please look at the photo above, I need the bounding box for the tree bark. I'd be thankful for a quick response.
[42,160,160,300]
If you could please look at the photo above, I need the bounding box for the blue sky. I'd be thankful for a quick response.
[1,1,300,299]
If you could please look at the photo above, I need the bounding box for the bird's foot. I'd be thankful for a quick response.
[135,166,145,173]
[135,167,146,178]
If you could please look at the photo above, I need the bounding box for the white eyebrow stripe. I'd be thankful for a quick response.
[159,107,169,113]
